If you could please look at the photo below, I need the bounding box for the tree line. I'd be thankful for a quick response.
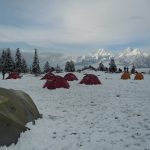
[0,48,28,74]
[0,48,76,75]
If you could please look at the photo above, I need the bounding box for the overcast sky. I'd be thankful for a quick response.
[0,0,150,55]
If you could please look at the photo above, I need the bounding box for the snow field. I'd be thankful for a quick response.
[0,71,150,150]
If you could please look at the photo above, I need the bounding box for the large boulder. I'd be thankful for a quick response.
[0,87,42,146]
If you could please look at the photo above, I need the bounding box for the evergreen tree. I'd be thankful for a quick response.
[15,48,22,73]
[0,58,1,71]
[43,61,50,73]
[55,64,62,73]
[0,50,7,71]
[32,49,41,75]
[70,60,75,72]
[22,58,28,73]
[5,48,15,72]
[65,61,70,72]
[65,60,75,72]
[98,62,104,71]
[109,58,117,72]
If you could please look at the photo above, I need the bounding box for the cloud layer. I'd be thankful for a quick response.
[0,0,150,54]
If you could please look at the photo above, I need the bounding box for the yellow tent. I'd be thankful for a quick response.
[121,72,130,80]
[134,72,144,80]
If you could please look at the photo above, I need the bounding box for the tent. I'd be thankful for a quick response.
[121,72,130,80]
[64,73,78,81]
[79,74,101,85]
[6,72,21,79]
[81,65,97,71]
[43,75,70,89]
[41,72,55,80]
[134,72,144,80]
[0,88,41,146]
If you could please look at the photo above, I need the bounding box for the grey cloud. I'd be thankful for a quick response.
[0,0,150,52]
[129,16,143,20]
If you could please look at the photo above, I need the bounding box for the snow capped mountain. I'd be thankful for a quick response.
[85,49,114,60]
[116,48,150,68]
[1,48,150,69]
[88,49,112,59]
[91,49,114,59]
[74,48,150,68]
[75,49,114,66]
[118,47,143,57]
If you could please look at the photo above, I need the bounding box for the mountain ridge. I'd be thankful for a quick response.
[74,48,150,68]
[0,48,150,69]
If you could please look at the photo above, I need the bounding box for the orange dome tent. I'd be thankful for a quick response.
[121,72,130,80]
[134,72,144,80]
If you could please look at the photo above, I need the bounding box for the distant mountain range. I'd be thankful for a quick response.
[0,48,150,69]
[74,48,150,68]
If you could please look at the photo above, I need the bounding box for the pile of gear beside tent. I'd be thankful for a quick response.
[0,88,42,146]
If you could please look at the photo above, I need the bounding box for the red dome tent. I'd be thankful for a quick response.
[64,73,78,81]
[41,72,55,80]
[6,72,21,79]
[43,75,70,89]
[79,74,101,85]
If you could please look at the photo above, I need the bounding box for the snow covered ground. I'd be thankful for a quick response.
[0,70,150,150]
